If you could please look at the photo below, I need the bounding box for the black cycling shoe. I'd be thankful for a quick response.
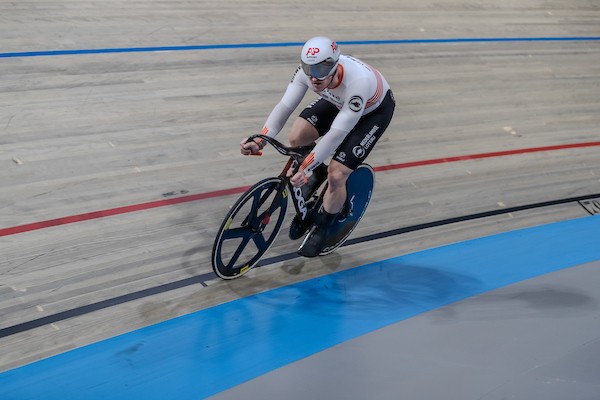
[297,210,337,257]
[297,227,326,257]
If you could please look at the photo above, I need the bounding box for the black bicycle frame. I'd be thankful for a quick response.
[246,134,318,224]
[282,159,311,222]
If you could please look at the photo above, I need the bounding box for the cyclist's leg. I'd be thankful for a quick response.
[291,97,338,146]
[324,92,394,213]
[288,118,319,147]
[299,90,395,256]
[298,160,351,256]
[322,161,352,214]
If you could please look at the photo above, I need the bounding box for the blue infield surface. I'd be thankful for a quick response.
[1,215,599,399]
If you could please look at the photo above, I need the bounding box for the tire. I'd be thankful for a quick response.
[212,177,288,279]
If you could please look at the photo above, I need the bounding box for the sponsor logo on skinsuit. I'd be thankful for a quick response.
[348,96,364,112]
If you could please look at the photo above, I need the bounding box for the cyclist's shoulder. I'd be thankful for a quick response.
[340,55,372,72]
[290,64,311,85]
[339,56,379,86]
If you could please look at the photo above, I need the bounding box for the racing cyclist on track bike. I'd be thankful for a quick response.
[240,36,395,257]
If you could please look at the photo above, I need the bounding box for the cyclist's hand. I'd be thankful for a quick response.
[288,167,308,188]
[240,138,262,156]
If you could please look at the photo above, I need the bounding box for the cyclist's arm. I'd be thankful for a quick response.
[261,67,309,140]
[300,80,369,174]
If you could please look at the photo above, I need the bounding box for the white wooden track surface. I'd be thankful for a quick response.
[1,0,599,372]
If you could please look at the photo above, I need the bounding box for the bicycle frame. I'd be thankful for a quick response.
[247,134,319,224]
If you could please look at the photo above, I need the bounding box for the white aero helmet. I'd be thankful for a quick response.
[301,36,340,79]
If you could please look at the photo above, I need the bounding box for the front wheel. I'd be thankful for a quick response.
[212,177,288,279]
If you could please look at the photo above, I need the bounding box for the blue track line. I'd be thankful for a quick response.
[0,215,599,399]
[1,36,599,59]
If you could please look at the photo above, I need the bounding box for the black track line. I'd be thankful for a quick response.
[1,192,598,339]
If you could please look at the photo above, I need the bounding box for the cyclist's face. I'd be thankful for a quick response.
[309,74,334,92]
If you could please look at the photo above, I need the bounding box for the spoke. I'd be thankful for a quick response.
[240,191,260,228]
[222,226,251,240]
[242,184,279,227]
[270,190,286,211]
[252,232,269,252]
[256,191,284,224]
[227,234,253,269]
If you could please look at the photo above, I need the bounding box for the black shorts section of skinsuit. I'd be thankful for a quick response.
[299,90,395,170]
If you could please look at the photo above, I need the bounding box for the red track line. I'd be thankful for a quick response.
[1,141,599,237]
[373,141,600,172]
[0,186,250,237]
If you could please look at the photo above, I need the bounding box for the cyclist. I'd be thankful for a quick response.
[240,36,395,257]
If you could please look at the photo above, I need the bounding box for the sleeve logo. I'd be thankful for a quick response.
[348,96,364,112]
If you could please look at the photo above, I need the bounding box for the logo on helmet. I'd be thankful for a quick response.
[331,42,338,53]
[306,47,320,56]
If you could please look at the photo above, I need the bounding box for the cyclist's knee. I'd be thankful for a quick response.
[289,118,318,147]
[327,163,352,190]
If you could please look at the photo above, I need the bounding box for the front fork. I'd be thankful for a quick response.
[281,157,313,224]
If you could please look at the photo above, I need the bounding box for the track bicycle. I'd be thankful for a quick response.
[211,134,375,280]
